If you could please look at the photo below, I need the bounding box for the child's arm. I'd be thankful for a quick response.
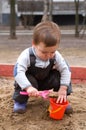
[55,51,71,103]
[55,51,71,88]
[14,48,33,90]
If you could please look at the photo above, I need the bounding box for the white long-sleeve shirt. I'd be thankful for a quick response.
[14,47,71,90]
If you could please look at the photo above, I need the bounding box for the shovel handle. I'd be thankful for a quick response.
[20,90,49,99]
[20,91,28,95]
[20,90,58,98]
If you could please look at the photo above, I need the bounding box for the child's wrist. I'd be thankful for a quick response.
[60,85,67,90]
[25,86,32,91]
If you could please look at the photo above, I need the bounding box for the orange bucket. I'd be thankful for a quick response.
[48,98,69,120]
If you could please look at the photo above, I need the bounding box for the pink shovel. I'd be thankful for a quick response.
[20,90,51,99]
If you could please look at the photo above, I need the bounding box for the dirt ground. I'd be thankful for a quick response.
[0,78,86,130]
[0,30,86,130]
[0,34,86,67]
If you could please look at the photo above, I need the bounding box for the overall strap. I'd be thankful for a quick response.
[29,47,36,66]
[29,47,55,66]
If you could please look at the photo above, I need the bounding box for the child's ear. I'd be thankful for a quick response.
[32,40,35,46]
[32,40,37,47]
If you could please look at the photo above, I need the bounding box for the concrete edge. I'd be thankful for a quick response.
[0,64,86,84]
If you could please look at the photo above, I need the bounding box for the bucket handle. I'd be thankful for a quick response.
[48,105,63,114]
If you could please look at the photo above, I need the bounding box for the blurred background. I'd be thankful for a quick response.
[0,0,86,38]
[0,0,86,67]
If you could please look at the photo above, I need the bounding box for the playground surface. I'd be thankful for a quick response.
[0,78,86,130]
[0,34,86,67]
[0,32,86,130]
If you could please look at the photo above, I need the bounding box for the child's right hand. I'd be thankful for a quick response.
[25,86,39,97]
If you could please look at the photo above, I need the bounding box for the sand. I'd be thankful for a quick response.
[0,77,86,130]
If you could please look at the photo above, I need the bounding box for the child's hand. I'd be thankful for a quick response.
[56,86,67,103]
[25,86,39,97]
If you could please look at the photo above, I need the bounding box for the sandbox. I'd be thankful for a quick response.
[0,64,86,130]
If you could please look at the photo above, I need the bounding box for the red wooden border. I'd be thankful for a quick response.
[71,67,86,80]
[0,64,14,77]
[0,65,86,83]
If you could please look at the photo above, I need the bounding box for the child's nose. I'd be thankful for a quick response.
[47,53,53,58]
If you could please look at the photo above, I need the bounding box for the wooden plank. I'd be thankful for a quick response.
[0,65,86,84]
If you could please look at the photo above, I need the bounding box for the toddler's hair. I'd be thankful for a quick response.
[33,21,61,47]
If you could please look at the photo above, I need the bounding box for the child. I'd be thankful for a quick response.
[13,21,72,114]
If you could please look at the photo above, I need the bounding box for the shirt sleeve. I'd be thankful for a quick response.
[14,48,32,90]
[55,51,71,87]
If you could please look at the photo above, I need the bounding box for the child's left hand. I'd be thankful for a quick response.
[56,86,67,103]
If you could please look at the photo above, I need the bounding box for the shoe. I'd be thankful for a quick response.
[13,102,27,114]
[65,104,73,114]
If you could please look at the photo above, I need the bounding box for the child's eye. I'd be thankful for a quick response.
[51,52,55,54]
[42,51,55,55]
[42,51,48,54]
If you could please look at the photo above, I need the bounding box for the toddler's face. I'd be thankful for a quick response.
[33,42,58,61]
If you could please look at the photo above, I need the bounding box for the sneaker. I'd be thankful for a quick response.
[13,102,27,114]
[65,104,73,114]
